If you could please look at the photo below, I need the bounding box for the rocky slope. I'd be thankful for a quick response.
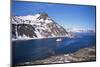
[12,13,73,40]
[31,46,96,64]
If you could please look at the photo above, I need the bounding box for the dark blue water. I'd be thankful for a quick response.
[12,32,96,65]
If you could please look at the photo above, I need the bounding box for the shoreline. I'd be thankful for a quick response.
[14,46,96,66]
[12,36,74,41]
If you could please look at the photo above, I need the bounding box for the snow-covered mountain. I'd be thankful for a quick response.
[12,13,73,40]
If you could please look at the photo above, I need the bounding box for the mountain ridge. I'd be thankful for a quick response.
[12,13,73,40]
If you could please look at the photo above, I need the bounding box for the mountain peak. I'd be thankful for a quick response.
[37,12,49,20]
[38,12,48,15]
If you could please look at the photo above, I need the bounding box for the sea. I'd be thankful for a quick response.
[12,32,96,65]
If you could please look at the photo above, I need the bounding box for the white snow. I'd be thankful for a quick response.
[34,29,43,38]
[45,17,53,23]
[12,13,73,41]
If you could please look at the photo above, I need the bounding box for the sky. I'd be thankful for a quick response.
[12,1,96,30]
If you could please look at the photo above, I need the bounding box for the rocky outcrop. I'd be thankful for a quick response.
[66,46,96,62]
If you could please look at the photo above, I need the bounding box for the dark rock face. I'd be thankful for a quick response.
[12,24,37,38]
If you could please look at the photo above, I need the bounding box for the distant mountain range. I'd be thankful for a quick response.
[12,13,74,40]
[66,28,95,33]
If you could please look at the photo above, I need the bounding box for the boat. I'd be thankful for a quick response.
[56,38,62,41]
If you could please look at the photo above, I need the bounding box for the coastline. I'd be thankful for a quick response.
[15,46,96,66]
[12,36,74,41]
